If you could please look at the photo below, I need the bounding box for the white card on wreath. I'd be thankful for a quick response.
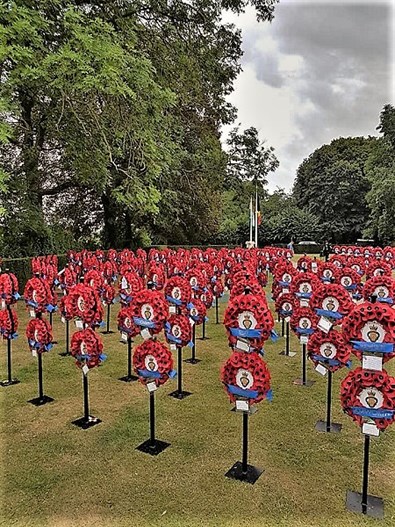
[283,288,289,294]
[121,332,128,342]
[1,300,5,309]
[61,316,66,324]
[285,316,291,323]
[300,335,309,344]
[75,320,84,329]
[141,328,151,340]
[318,316,332,333]
[235,339,250,352]
[31,349,37,358]
[362,355,383,372]
[169,305,176,314]
[362,422,380,437]
[189,318,195,326]
[315,364,327,376]
[121,277,128,289]
[300,299,309,307]
[236,400,249,412]
[82,365,89,375]
[147,382,157,393]
[30,310,36,318]
[170,343,177,351]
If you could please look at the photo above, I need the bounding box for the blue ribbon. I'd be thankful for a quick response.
[278,281,291,287]
[186,302,194,310]
[229,327,262,338]
[350,407,395,419]
[13,292,21,300]
[133,317,156,329]
[310,354,341,367]
[315,309,343,320]
[321,277,332,283]
[296,327,314,335]
[46,304,57,313]
[138,369,162,379]
[227,384,259,399]
[166,333,182,344]
[266,388,273,402]
[27,300,38,308]
[279,309,292,317]
[295,292,312,299]
[350,340,394,353]
[166,295,182,306]
[187,340,194,348]
[99,354,107,362]
[378,297,393,304]
[120,293,132,303]
[98,321,105,328]
[270,329,279,342]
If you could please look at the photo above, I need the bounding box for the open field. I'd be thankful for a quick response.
[1,291,395,527]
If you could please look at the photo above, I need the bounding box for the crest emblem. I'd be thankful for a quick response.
[236,369,254,390]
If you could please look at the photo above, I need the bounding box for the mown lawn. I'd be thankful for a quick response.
[1,289,394,527]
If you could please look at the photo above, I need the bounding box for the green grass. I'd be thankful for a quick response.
[1,291,395,527]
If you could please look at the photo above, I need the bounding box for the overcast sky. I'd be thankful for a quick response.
[222,0,394,192]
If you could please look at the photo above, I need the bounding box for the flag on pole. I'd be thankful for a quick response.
[256,194,262,225]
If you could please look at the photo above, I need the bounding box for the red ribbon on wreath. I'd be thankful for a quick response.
[26,318,53,353]
[307,329,351,373]
[129,289,168,336]
[133,339,175,387]
[67,283,104,327]
[70,328,105,370]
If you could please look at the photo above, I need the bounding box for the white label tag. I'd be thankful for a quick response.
[32,349,37,357]
[121,277,128,289]
[235,400,249,412]
[311,263,318,273]
[141,328,151,340]
[1,300,5,309]
[189,318,195,326]
[82,364,89,375]
[362,355,383,372]
[58,268,65,275]
[170,343,177,351]
[147,381,157,393]
[315,364,327,376]
[75,320,83,329]
[362,422,380,437]
[61,316,66,324]
[63,289,67,296]
[235,339,250,352]
[121,332,128,342]
[300,335,309,344]
[283,288,289,294]
[300,299,309,307]
[30,310,36,318]
[318,316,332,333]
[285,316,291,323]
[169,305,176,314]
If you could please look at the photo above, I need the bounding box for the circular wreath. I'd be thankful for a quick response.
[310,283,354,322]
[0,272,20,305]
[0,307,18,339]
[186,298,207,326]
[342,301,395,362]
[211,279,224,298]
[129,289,168,336]
[290,306,318,337]
[307,329,351,373]
[117,306,140,337]
[102,260,117,283]
[70,328,105,370]
[59,295,74,321]
[366,260,392,279]
[67,283,104,327]
[317,261,341,283]
[340,367,395,431]
[230,272,262,298]
[347,257,365,276]
[224,293,274,350]
[84,269,104,293]
[297,256,313,271]
[133,339,174,387]
[185,268,207,292]
[275,292,296,318]
[273,262,295,289]
[58,267,77,291]
[164,276,192,306]
[24,277,56,314]
[101,283,115,305]
[221,352,271,405]
[118,271,144,305]
[199,288,214,310]
[147,263,166,290]
[290,271,320,300]
[363,276,395,304]
[338,267,362,293]
[165,314,192,348]
[26,318,53,353]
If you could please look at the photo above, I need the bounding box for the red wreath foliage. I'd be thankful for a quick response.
[290,306,318,336]
[118,271,144,305]
[363,276,395,303]
[366,260,392,279]
[274,292,296,317]
[0,307,18,339]
[103,260,117,283]
[67,283,103,326]
[130,289,168,335]
[340,368,395,431]
[164,276,192,306]
[59,295,73,321]
[58,267,77,290]
[199,288,214,310]
[84,270,104,292]
[338,267,362,290]
[70,328,104,369]
[307,329,351,373]
[117,306,140,337]
[230,271,262,298]
[0,272,19,305]
[165,314,192,347]
[101,283,115,305]
[147,263,166,290]
[221,351,271,405]
[310,282,354,318]
[133,339,174,387]
[290,271,320,295]
[26,318,53,352]
[186,298,207,325]
[185,268,207,292]
[24,277,54,314]
[211,279,224,298]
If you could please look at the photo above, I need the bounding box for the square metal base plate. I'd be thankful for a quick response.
[72,415,102,429]
[101,330,114,335]
[184,358,201,364]
[59,351,71,357]
[0,379,20,387]
[28,395,54,406]
[168,390,192,400]
[315,420,342,433]
[119,374,139,383]
[279,351,297,357]
[293,378,315,387]
[198,337,210,340]
[136,439,170,456]
[346,490,384,519]
[225,461,264,484]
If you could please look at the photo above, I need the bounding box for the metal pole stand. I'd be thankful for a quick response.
[119,336,138,382]
[72,371,101,429]
[215,297,219,324]
[1,338,20,386]
[346,434,384,518]
[59,319,71,356]
[198,318,209,340]
[184,323,201,364]
[281,317,285,337]
[136,390,170,455]
[28,353,54,405]
[225,410,263,484]
[279,321,296,357]
[101,304,114,334]
[293,342,314,386]
[315,370,342,433]
[169,346,192,399]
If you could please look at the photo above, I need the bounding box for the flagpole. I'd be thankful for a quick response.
[254,181,258,248]
[249,196,253,242]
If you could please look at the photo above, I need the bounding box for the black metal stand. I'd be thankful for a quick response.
[49,310,58,344]
[315,370,342,433]
[279,321,296,357]
[169,346,192,399]
[225,411,263,484]
[1,338,20,386]
[346,434,384,518]
[136,391,170,455]
[184,323,200,364]
[119,336,138,382]
[293,342,314,386]
[59,319,71,357]
[101,303,114,334]
[72,371,101,429]
[198,318,209,340]
[28,353,54,406]
[281,317,285,336]
[215,297,219,324]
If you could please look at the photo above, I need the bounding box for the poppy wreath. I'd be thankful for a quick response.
[185,268,207,293]
[165,314,192,348]
[224,293,274,350]
[290,306,318,337]
[297,256,313,271]
[84,269,104,293]
[347,257,365,276]
[117,306,140,337]
[366,260,392,279]
[342,301,395,362]
[130,289,168,336]
[186,298,207,326]
[383,246,395,266]
[0,308,18,339]
[0,272,20,305]
[103,260,117,283]
[67,283,104,327]
[273,262,295,289]
[24,277,56,314]
[70,328,106,370]
[307,329,351,373]
[310,283,354,323]
[363,276,395,304]
[58,267,77,290]
[340,367,395,431]
[59,295,74,321]
[211,278,224,298]
[133,339,175,387]
[230,272,262,298]
[199,288,214,310]
[220,351,271,405]
[317,261,342,283]
[275,292,296,319]
[164,276,192,307]
[290,271,320,300]
[119,271,144,305]
[26,318,53,353]
[338,267,362,296]
[329,254,346,268]
[257,268,268,287]
[101,283,115,305]
[31,257,44,276]
[147,263,166,290]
